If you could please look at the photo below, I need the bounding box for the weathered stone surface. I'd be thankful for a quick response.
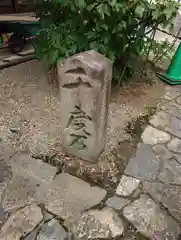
[106,196,130,210]
[164,94,173,100]
[37,219,68,240]
[41,173,106,220]
[10,152,57,183]
[162,102,181,119]
[165,116,181,139]
[123,195,180,239]
[150,111,171,130]
[116,175,140,196]
[131,187,142,198]
[176,96,181,105]
[158,159,181,184]
[24,216,52,240]
[0,204,43,240]
[24,229,39,240]
[176,86,181,93]
[0,205,5,226]
[44,212,54,221]
[164,87,181,100]
[0,142,17,162]
[70,208,124,239]
[57,50,112,162]
[167,138,181,153]
[2,173,41,211]
[143,182,181,221]
[125,144,160,181]
[28,142,52,159]
[0,161,12,183]
[0,182,6,203]
[142,126,170,145]
[120,226,137,240]
[152,144,173,161]
[173,154,181,164]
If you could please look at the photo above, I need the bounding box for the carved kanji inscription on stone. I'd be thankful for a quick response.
[57,50,112,162]
[67,105,92,150]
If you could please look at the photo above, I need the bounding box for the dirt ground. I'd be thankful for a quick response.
[0,60,165,190]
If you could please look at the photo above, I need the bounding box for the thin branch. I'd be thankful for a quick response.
[146,28,157,61]
[154,26,181,63]
[139,27,156,78]
[117,62,128,88]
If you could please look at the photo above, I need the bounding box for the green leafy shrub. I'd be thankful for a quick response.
[33,0,179,80]
[146,38,176,63]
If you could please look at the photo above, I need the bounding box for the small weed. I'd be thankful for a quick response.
[144,105,157,117]
[125,105,157,139]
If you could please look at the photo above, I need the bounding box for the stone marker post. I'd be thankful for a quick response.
[57,50,112,163]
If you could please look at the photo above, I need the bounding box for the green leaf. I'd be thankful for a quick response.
[51,49,59,65]
[152,9,160,20]
[77,0,86,9]
[110,0,117,7]
[87,31,97,40]
[98,43,107,54]
[70,44,78,54]
[96,3,110,19]
[102,34,109,44]
[90,41,98,50]
[101,24,108,31]
[87,3,97,11]
[163,7,175,20]
[34,0,179,81]
[108,50,116,62]
[112,27,118,34]
[135,5,145,18]
[117,23,123,31]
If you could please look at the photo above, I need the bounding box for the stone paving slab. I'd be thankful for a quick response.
[0,161,12,183]
[167,138,181,154]
[164,86,181,99]
[150,111,171,130]
[0,183,7,203]
[123,195,180,239]
[40,173,107,220]
[0,142,17,162]
[2,173,42,212]
[36,219,68,240]
[121,85,181,238]
[9,152,57,183]
[2,85,181,239]
[125,144,160,181]
[143,182,181,221]
[165,116,181,139]
[176,96,181,105]
[0,205,5,227]
[158,159,181,184]
[0,204,43,240]
[105,196,130,210]
[173,153,181,164]
[116,175,140,196]
[152,144,173,161]
[162,102,181,119]
[69,208,124,239]
[142,126,170,145]
[24,229,39,240]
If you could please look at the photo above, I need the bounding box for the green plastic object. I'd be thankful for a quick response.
[157,42,181,85]
[0,35,2,45]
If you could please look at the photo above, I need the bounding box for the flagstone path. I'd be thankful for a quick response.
[1,85,181,239]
